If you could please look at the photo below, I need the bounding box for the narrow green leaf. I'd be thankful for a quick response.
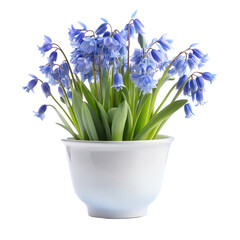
[134,99,188,140]
[112,101,128,141]
[97,102,111,140]
[80,81,99,116]
[56,123,80,140]
[86,103,106,140]
[107,107,117,125]
[72,89,87,140]
[53,107,80,139]
[134,93,151,135]
[124,103,133,140]
[81,102,99,140]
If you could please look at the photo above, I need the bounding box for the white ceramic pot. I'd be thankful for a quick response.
[62,135,173,219]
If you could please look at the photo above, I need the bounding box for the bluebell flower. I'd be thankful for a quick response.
[41,82,51,98]
[80,37,96,54]
[113,33,126,45]
[151,49,164,63]
[187,53,198,70]
[198,54,208,68]
[68,25,81,41]
[67,90,72,99]
[48,51,58,63]
[124,24,135,39]
[176,75,188,89]
[48,68,60,85]
[34,105,47,120]
[40,63,53,77]
[78,21,87,30]
[202,72,216,83]
[190,79,198,93]
[75,57,92,74]
[196,90,204,105]
[131,73,157,94]
[159,34,172,51]
[23,75,38,92]
[112,73,125,91]
[192,48,204,59]
[183,81,191,96]
[38,36,52,56]
[131,49,143,64]
[133,19,144,34]
[184,103,194,118]
[104,37,121,51]
[95,23,108,35]
[58,86,64,97]
[103,31,111,37]
[196,76,205,91]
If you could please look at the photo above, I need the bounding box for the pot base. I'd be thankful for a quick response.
[87,207,147,219]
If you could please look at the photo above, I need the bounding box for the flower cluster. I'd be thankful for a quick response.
[23,11,215,141]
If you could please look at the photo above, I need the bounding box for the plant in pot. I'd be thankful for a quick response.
[23,11,215,218]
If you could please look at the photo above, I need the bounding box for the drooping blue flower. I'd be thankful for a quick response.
[124,24,135,39]
[133,19,144,34]
[151,49,164,63]
[192,48,204,59]
[104,37,120,51]
[183,81,191,96]
[159,34,172,51]
[67,90,72,99]
[38,36,52,56]
[202,72,216,83]
[75,57,92,74]
[196,90,204,105]
[198,54,208,68]
[23,75,38,92]
[176,75,188,89]
[48,51,58,63]
[190,79,198,93]
[78,21,87,30]
[39,63,53,77]
[58,86,64,97]
[184,103,194,118]
[196,76,205,91]
[103,31,111,37]
[113,33,126,45]
[34,105,47,120]
[131,48,143,64]
[112,73,125,91]
[80,37,96,54]
[131,73,157,94]
[41,82,51,98]
[95,23,108,35]
[187,53,198,70]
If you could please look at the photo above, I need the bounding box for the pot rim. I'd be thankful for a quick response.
[62,134,174,145]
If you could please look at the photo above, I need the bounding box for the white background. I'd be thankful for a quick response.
[0,0,240,239]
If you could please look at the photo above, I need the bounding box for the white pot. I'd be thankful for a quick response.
[62,135,173,219]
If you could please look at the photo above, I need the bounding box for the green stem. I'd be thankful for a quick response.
[152,83,177,117]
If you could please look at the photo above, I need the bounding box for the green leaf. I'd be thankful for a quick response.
[124,102,133,140]
[53,107,80,140]
[97,102,111,140]
[80,81,99,116]
[81,102,99,140]
[72,89,87,139]
[107,107,117,125]
[134,93,151,135]
[111,101,128,141]
[86,103,106,140]
[56,123,80,140]
[134,99,188,140]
